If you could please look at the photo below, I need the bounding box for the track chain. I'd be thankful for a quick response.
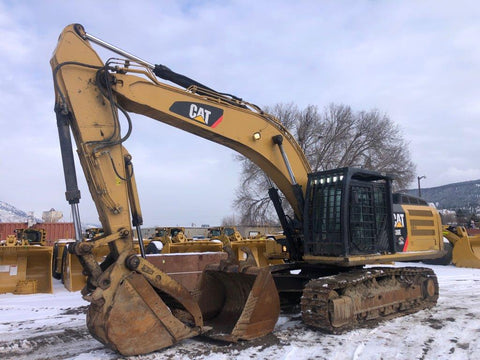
[300,267,439,334]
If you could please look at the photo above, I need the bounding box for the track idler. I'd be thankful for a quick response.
[196,246,280,342]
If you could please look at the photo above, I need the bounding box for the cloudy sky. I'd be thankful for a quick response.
[0,0,479,227]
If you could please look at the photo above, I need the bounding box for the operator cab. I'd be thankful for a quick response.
[303,167,395,257]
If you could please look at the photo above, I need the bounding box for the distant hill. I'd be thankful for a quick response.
[402,179,480,210]
[0,201,40,223]
[0,201,100,229]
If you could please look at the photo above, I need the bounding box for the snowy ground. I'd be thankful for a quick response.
[0,263,479,360]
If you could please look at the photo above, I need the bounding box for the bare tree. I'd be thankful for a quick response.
[221,215,238,226]
[234,168,279,225]
[234,103,416,225]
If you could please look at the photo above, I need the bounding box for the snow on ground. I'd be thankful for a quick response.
[0,263,479,360]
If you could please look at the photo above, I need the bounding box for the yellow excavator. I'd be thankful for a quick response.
[51,24,444,356]
[392,193,480,268]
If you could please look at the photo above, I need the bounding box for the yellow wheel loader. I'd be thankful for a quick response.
[207,226,242,245]
[15,228,47,246]
[443,225,480,268]
[146,227,187,253]
[147,226,282,275]
[146,226,223,256]
[0,228,52,294]
[204,226,286,266]
[50,24,444,356]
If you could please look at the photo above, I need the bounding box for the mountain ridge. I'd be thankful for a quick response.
[0,200,40,223]
[403,178,480,210]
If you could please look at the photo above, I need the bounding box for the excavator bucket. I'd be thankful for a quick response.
[86,249,279,355]
[196,252,280,342]
[87,272,202,356]
[0,245,53,294]
[84,255,206,356]
[147,252,228,291]
[444,226,480,268]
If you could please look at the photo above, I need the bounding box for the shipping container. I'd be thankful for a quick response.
[0,222,74,245]
[0,223,27,240]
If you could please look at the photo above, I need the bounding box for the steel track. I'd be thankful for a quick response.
[301,267,439,333]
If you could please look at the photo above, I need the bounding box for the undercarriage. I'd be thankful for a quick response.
[300,266,438,333]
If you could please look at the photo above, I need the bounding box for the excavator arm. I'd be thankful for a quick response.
[51,24,285,355]
[52,24,212,356]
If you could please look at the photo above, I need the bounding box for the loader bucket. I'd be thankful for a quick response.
[0,246,53,294]
[196,264,280,342]
[61,243,111,291]
[62,244,86,291]
[447,227,480,268]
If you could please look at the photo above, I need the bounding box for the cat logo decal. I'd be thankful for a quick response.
[170,102,224,128]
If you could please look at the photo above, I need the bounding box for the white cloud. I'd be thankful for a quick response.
[0,5,31,62]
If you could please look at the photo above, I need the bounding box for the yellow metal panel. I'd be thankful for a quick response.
[0,246,52,294]
[402,204,443,252]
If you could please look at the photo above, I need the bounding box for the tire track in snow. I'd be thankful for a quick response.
[0,326,108,360]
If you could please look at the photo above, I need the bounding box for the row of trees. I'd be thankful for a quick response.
[231,103,416,225]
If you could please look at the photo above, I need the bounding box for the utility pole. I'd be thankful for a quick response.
[417,175,426,197]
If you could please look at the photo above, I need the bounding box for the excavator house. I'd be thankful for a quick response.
[51,24,444,356]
